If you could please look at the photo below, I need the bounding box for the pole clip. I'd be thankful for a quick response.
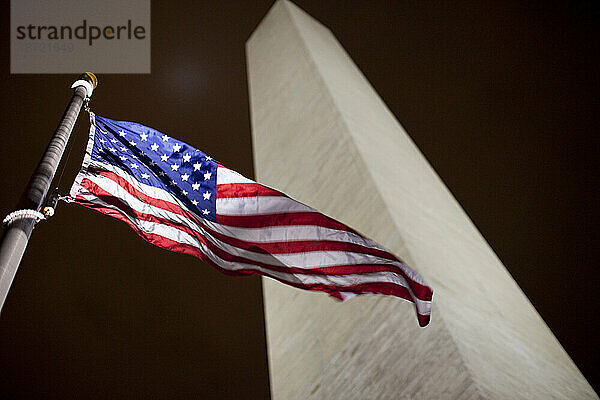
[42,188,63,218]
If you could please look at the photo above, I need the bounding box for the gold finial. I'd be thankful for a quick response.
[83,72,98,88]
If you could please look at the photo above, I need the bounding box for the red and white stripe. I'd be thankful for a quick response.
[70,136,433,327]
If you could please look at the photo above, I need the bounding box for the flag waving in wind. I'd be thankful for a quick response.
[69,114,433,326]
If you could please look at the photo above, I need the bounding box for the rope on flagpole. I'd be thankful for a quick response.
[44,76,95,219]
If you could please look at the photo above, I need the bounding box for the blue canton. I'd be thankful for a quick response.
[89,115,218,221]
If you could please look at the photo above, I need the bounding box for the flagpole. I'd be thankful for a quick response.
[0,72,98,313]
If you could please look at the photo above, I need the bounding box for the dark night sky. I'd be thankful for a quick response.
[1,1,598,398]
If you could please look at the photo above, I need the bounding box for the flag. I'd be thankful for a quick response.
[69,114,433,326]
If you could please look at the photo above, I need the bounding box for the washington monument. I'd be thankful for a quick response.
[246,1,597,398]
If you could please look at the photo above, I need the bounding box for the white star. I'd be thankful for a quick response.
[173,143,182,152]
[120,146,128,152]
[169,180,177,186]
[141,173,150,179]
[130,163,138,169]
[203,171,212,180]
[129,140,137,146]
[149,161,156,166]
[205,156,212,161]
[192,182,200,191]
[183,154,191,162]
[202,209,210,215]
[109,148,117,153]
[98,138,106,144]
[110,139,118,143]
[181,173,189,181]
[193,162,202,171]
[171,164,180,171]
[150,143,159,151]
[118,130,127,136]
[191,200,198,206]
[182,190,188,196]
[161,135,169,142]
[203,191,211,200]
[140,133,148,141]
[159,171,166,176]
[160,154,169,162]
[119,156,127,161]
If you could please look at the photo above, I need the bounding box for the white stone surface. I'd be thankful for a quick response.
[246,1,598,398]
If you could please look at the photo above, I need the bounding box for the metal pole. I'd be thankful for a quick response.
[0,72,98,312]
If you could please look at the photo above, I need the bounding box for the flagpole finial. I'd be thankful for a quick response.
[82,72,98,88]
[71,72,98,98]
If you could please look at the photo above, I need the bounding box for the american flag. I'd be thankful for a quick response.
[69,114,433,326]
